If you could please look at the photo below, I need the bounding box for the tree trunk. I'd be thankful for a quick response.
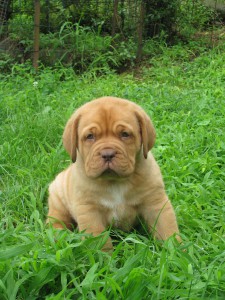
[33,0,40,71]
[112,0,119,36]
[136,0,145,62]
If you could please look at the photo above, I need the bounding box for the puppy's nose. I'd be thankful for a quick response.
[101,149,116,162]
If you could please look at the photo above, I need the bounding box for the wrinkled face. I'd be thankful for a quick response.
[78,106,142,178]
[63,97,156,180]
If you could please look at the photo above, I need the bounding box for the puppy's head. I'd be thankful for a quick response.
[63,97,155,178]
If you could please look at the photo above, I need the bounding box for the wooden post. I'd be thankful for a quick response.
[136,0,145,62]
[33,0,40,70]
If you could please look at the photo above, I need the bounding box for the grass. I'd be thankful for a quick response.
[0,44,225,299]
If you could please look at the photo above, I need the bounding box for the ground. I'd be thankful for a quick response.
[0,43,225,299]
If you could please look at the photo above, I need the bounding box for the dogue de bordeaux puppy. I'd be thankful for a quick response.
[47,96,180,250]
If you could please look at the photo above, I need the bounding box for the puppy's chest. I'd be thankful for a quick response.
[99,187,138,229]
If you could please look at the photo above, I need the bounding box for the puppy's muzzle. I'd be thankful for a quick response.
[100,148,116,163]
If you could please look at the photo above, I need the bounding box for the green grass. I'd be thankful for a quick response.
[0,44,225,299]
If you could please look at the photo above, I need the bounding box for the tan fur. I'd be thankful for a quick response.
[47,97,180,250]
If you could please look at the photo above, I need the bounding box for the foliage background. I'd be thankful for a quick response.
[0,0,224,73]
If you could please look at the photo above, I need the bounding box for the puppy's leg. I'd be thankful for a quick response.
[76,204,113,251]
[47,194,73,229]
[140,196,180,241]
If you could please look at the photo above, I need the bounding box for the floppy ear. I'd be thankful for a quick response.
[135,109,156,159]
[63,112,80,163]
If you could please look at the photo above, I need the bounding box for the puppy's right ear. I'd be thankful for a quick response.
[63,112,80,163]
[135,108,156,159]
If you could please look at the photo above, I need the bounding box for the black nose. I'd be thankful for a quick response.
[101,149,116,162]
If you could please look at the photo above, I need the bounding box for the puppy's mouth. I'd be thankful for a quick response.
[101,163,118,178]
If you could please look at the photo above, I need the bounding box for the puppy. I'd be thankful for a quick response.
[47,97,180,250]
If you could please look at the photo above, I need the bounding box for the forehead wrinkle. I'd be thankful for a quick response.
[89,106,113,135]
[81,123,101,135]
[101,107,138,135]
[113,121,134,132]
[103,107,132,135]
[80,105,137,135]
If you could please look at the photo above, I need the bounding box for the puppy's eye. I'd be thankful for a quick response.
[120,131,130,139]
[86,133,95,140]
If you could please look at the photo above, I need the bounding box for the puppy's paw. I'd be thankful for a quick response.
[101,237,113,253]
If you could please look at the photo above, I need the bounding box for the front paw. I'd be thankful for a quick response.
[101,236,113,252]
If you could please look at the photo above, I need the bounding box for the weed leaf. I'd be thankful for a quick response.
[0,243,34,261]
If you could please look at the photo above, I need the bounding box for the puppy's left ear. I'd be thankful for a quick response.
[63,112,80,163]
[135,109,156,159]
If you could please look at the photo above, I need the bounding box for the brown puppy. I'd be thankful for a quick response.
[47,96,180,250]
